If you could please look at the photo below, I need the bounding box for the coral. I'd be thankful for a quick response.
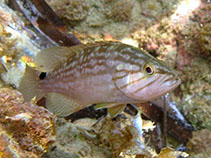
[0,23,18,67]
[44,113,157,158]
[131,17,177,61]
[47,0,89,21]
[104,0,133,22]
[96,116,134,157]
[0,88,55,158]
[44,118,112,158]
[1,66,24,88]
[176,2,211,60]
[94,114,154,158]
[0,3,43,88]
[0,23,21,88]
[157,147,188,158]
[0,4,40,60]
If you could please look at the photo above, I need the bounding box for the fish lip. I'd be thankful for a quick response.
[168,76,181,92]
[160,75,181,92]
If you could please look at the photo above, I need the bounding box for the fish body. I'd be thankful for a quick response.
[19,42,181,117]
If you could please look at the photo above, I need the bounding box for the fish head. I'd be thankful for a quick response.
[113,48,181,102]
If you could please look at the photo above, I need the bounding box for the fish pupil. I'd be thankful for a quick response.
[145,66,152,74]
[39,72,47,80]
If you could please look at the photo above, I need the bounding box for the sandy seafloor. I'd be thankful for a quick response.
[0,0,210,158]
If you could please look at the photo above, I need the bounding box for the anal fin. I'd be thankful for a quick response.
[46,92,84,117]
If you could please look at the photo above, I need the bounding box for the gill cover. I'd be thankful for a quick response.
[112,62,159,102]
[113,63,142,100]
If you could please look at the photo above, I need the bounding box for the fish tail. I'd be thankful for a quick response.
[19,65,45,102]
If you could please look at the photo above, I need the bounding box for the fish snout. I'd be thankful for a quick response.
[165,74,181,89]
[174,75,182,86]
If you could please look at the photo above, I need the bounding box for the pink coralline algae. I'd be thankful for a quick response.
[0,88,55,158]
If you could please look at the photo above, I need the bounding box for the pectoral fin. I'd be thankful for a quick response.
[95,103,126,118]
[108,104,126,118]
[46,92,84,117]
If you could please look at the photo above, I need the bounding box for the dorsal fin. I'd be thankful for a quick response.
[34,41,123,72]
[34,46,76,72]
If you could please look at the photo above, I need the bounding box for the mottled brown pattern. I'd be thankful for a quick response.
[0,88,55,157]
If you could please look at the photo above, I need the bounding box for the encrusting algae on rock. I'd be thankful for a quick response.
[46,0,89,22]
[0,88,55,158]
[187,129,211,158]
[94,112,154,157]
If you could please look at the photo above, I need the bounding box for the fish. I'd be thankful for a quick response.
[19,41,181,117]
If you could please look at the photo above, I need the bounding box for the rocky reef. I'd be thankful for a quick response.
[104,0,134,22]
[187,129,211,158]
[47,0,89,22]
[0,0,210,157]
[0,88,55,158]
[199,23,211,58]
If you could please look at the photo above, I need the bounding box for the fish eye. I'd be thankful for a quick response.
[144,64,154,75]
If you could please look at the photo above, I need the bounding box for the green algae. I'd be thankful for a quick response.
[178,57,211,129]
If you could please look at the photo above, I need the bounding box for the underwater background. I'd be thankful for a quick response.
[0,0,210,157]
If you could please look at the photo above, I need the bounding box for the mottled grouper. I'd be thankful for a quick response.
[19,41,181,117]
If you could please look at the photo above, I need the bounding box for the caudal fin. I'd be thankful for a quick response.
[19,65,44,102]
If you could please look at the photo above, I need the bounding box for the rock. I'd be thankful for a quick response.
[0,88,55,158]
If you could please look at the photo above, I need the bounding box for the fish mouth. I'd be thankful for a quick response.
[171,76,181,87]
[161,75,181,92]
[175,76,182,86]
[136,75,182,102]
